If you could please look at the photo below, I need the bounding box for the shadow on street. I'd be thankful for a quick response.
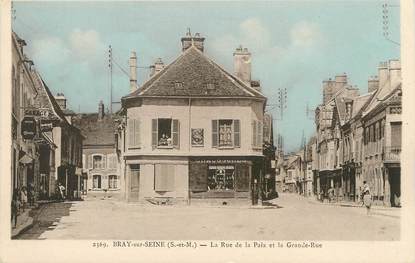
[15,202,75,239]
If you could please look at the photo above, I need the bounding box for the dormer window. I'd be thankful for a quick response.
[174,82,184,92]
[206,83,215,90]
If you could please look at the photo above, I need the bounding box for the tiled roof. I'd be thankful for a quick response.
[350,92,374,119]
[123,46,265,99]
[72,113,118,146]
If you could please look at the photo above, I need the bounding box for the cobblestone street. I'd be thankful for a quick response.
[17,193,400,240]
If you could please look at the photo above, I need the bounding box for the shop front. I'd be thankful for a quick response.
[189,156,262,199]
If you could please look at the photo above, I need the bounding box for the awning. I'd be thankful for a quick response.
[42,131,57,148]
[19,154,34,164]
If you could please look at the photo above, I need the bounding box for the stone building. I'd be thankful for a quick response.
[11,32,84,200]
[361,60,402,207]
[118,32,270,204]
[315,74,359,200]
[73,101,122,198]
[313,60,401,206]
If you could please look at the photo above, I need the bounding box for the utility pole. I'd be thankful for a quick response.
[382,2,400,46]
[108,45,113,114]
[277,88,287,120]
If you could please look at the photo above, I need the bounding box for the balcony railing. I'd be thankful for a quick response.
[384,146,401,162]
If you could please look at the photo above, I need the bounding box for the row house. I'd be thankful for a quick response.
[11,32,84,200]
[118,32,271,204]
[315,74,359,200]
[313,60,401,206]
[360,60,402,207]
[74,101,121,198]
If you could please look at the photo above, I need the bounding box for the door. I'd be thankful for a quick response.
[389,167,401,207]
[129,164,140,201]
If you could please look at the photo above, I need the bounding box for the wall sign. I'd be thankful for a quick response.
[191,128,204,146]
[21,116,36,140]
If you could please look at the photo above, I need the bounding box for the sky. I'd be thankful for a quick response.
[12,1,400,153]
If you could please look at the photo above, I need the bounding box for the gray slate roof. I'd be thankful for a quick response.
[123,46,265,99]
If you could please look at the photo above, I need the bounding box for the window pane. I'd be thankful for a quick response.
[130,164,140,190]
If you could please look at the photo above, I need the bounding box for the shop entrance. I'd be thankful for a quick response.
[389,167,401,207]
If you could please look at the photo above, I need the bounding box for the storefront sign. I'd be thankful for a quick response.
[193,159,249,164]
[21,116,36,140]
[40,123,53,132]
[208,165,234,170]
[24,108,49,117]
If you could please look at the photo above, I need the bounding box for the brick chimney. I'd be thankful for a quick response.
[129,51,137,93]
[389,59,401,88]
[233,45,251,85]
[181,29,205,52]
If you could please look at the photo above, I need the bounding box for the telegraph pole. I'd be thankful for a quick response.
[382,2,400,46]
[108,45,113,114]
[277,88,287,120]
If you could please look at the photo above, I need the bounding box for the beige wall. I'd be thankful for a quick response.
[125,98,264,157]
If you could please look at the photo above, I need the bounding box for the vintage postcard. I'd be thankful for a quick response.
[0,1,414,262]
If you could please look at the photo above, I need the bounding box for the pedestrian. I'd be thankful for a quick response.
[58,183,66,201]
[20,187,28,212]
[11,190,20,228]
[361,181,372,215]
[28,183,35,207]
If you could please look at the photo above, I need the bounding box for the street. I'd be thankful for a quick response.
[17,194,400,240]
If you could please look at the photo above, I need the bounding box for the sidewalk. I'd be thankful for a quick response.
[11,207,35,239]
[11,200,59,239]
[304,195,401,218]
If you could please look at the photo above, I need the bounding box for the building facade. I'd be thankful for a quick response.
[313,60,401,206]
[11,32,84,201]
[74,101,122,198]
[119,32,270,204]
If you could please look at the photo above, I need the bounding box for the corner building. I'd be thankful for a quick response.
[120,33,266,203]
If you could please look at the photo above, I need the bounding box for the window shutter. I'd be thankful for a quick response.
[155,164,174,191]
[233,119,240,147]
[391,122,401,147]
[212,120,218,147]
[88,155,92,169]
[152,119,158,148]
[134,119,141,147]
[258,121,263,148]
[252,120,257,147]
[102,155,107,169]
[172,119,180,148]
[128,118,134,148]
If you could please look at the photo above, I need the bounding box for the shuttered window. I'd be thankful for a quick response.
[88,155,92,169]
[234,119,240,147]
[391,122,402,147]
[172,119,179,148]
[152,119,158,148]
[154,164,175,191]
[128,118,141,148]
[252,120,263,148]
[212,120,218,147]
[212,119,240,148]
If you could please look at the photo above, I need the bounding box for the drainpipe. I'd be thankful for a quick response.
[188,97,192,205]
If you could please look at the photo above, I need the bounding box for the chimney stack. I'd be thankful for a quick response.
[54,93,67,110]
[150,58,165,77]
[378,61,389,90]
[389,59,401,89]
[98,100,105,120]
[181,29,205,52]
[233,45,251,85]
[322,79,335,104]
[368,76,379,93]
[334,73,347,92]
[129,51,137,93]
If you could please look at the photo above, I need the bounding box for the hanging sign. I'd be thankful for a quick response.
[21,116,37,140]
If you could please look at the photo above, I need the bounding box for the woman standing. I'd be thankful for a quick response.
[362,181,372,215]
[11,190,20,228]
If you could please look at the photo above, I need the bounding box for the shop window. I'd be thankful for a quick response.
[108,175,118,189]
[212,119,240,148]
[391,122,402,148]
[93,175,101,189]
[152,119,179,148]
[154,164,175,191]
[207,165,235,191]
